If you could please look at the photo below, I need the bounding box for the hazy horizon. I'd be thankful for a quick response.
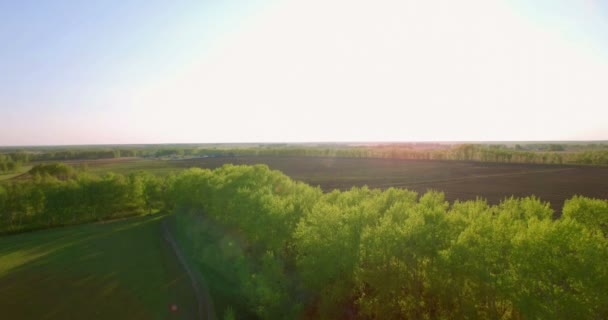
[2,0,608,145]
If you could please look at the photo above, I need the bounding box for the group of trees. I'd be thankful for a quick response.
[169,165,608,319]
[0,167,166,233]
[447,144,608,165]
[30,149,139,161]
[0,147,188,163]
[191,145,608,166]
[28,163,77,180]
[0,153,27,174]
[0,159,22,174]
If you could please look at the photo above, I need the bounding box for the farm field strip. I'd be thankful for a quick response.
[0,215,199,320]
[0,166,32,181]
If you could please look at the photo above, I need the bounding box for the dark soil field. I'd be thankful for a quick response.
[173,156,608,213]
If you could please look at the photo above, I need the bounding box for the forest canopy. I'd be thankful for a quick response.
[169,165,608,319]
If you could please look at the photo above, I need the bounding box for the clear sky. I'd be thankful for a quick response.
[1,0,607,145]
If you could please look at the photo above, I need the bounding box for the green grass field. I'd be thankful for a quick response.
[82,159,181,176]
[0,215,198,319]
[0,165,32,181]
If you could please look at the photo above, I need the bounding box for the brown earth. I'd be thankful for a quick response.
[173,156,608,213]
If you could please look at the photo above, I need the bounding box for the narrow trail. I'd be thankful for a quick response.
[162,219,216,320]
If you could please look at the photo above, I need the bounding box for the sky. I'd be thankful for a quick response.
[1,0,607,145]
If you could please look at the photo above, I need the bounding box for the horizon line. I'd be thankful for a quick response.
[1,139,608,149]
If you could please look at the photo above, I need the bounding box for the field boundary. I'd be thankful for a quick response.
[162,219,216,320]
[0,212,148,236]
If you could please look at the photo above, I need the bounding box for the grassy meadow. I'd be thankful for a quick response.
[0,215,198,319]
[0,165,32,181]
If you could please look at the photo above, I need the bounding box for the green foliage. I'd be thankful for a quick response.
[0,168,166,233]
[195,144,608,166]
[508,218,608,318]
[31,149,128,161]
[29,162,75,180]
[170,165,322,319]
[169,165,608,319]
[223,306,235,320]
[138,172,166,213]
[563,195,608,236]
[0,153,23,174]
[356,191,452,319]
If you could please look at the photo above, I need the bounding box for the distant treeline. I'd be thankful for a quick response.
[0,147,210,164]
[2,143,608,169]
[1,164,608,318]
[193,144,608,166]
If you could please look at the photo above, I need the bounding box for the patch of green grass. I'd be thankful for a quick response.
[0,215,198,319]
[0,165,32,181]
[83,159,183,177]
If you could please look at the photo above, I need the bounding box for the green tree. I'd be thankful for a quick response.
[563,195,608,237]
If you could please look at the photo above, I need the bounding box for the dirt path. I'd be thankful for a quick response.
[161,219,216,320]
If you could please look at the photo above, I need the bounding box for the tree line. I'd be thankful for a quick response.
[3,143,608,168]
[0,165,166,233]
[193,144,608,166]
[127,144,607,166]
[169,165,608,319]
[0,153,28,174]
